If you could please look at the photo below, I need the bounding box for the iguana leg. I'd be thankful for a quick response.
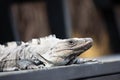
[17,59,45,70]
[2,67,19,72]
[73,58,100,64]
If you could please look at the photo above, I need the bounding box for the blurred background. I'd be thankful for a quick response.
[0,0,120,58]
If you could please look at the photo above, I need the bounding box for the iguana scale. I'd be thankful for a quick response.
[0,35,95,72]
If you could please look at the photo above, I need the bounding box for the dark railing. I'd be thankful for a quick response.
[0,55,120,80]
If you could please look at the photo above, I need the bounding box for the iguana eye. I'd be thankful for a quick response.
[68,40,74,45]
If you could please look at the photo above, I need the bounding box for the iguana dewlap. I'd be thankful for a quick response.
[0,35,93,72]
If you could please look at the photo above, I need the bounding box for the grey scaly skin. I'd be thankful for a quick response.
[0,35,95,72]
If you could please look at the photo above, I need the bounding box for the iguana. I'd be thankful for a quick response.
[0,35,96,72]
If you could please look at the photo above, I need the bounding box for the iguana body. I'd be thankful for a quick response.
[0,35,93,72]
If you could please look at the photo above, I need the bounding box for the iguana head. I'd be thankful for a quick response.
[41,37,93,67]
